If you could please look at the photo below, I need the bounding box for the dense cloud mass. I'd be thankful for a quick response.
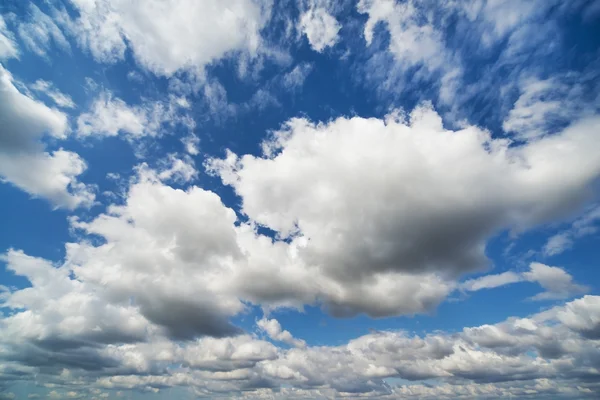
[1,0,600,398]
[2,255,600,398]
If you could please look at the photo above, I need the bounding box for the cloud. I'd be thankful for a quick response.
[299,6,340,52]
[181,133,200,156]
[463,263,588,301]
[0,64,94,209]
[0,15,18,60]
[2,164,600,396]
[94,297,600,396]
[282,63,313,91]
[356,0,460,102]
[208,104,600,316]
[524,263,588,301]
[462,271,522,291]
[556,295,600,339]
[156,155,198,184]
[17,4,71,57]
[353,0,598,113]
[543,205,600,256]
[63,0,272,76]
[76,91,193,140]
[503,74,600,140]
[30,80,76,109]
[257,317,306,348]
[359,0,448,71]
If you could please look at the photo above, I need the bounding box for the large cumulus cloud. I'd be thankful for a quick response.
[208,105,600,313]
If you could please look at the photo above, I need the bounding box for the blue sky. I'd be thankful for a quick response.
[1,0,600,399]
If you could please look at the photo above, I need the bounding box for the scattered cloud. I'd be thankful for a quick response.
[524,262,589,301]
[299,6,340,52]
[76,91,192,141]
[0,64,94,209]
[30,80,76,109]
[17,3,71,58]
[544,205,600,256]
[282,63,313,91]
[0,15,18,60]
[462,271,523,292]
[463,263,588,301]
[257,317,306,348]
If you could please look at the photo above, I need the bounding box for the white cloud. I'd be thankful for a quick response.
[462,271,522,291]
[556,295,600,339]
[544,232,574,257]
[0,64,94,209]
[282,63,313,91]
[299,7,340,52]
[0,15,18,60]
[208,104,600,317]
[257,317,306,348]
[64,0,271,76]
[30,80,76,109]
[543,205,600,256]
[76,91,192,140]
[524,263,588,301]
[156,155,198,184]
[182,133,200,155]
[359,0,446,68]
[76,92,148,138]
[17,4,71,57]
[463,263,587,301]
[502,75,597,140]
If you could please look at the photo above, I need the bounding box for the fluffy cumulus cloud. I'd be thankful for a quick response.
[208,105,600,312]
[62,0,272,75]
[0,64,94,209]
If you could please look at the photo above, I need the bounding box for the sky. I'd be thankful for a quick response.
[0,0,600,399]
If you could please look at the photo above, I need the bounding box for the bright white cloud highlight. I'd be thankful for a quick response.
[257,317,306,348]
[64,0,271,76]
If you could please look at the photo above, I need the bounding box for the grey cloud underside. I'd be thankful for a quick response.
[137,296,243,340]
